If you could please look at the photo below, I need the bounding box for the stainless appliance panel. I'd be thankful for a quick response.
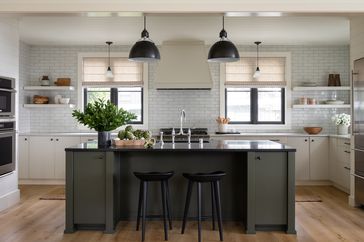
[0,76,15,117]
[0,130,15,176]
[355,175,364,205]
[354,134,364,150]
[355,148,364,177]
[353,58,364,134]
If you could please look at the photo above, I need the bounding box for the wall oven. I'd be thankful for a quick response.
[0,76,16,118]
[0,121,15,176]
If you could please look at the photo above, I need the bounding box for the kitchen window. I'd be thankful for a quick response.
[222,53,291,126]
[79,54,148,126]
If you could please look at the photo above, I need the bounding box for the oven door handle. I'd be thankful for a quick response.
[0,88,16,93]
[352,173,364,180]
[0,131,15,136]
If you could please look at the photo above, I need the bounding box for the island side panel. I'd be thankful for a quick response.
[246,152,256,234]
[65,151,75,233]
[105,151,116,233]
[287,151,296,234]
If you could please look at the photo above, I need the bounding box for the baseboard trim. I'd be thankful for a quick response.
[296,180,332,186]
[348,195,358,207]
[19,179,65,185]
[0,189,20,212]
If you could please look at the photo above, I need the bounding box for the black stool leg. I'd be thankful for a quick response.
[181,180,193,234]
[211,182,216,231]
[166,180,173,230]
[136,181,143,231]
[161,181,168,241]
[141,181,148,242]
[213,181,224,241]
[197,182,202,242]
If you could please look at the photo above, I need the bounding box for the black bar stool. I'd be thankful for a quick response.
[134,171,174,242]
[181,171,226,242]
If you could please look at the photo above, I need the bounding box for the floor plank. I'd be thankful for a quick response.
[0,185,363,242]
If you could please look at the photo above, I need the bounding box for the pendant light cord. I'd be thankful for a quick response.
[256,43,259,67]
[108,43,110,67]
[222,16,225,30]
[144,16,146,30]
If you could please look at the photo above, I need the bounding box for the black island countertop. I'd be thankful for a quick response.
[65,139,296,152]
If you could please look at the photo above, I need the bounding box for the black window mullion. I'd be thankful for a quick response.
[83,88,88,111]
[251,88,258,124]
[110,88,118,106]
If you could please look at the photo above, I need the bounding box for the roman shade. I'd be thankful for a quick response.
[225,57,286,86]
[82,57,143,86]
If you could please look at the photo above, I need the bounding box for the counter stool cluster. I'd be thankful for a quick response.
[133,170,226,242]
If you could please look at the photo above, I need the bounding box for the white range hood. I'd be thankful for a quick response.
[155,41,213,89]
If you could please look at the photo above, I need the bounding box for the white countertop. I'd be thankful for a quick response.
[18,132,351,139]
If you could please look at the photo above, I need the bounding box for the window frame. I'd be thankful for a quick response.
[220,52,292,130]
[83,87,144,124]
[77,52,149,130]
[225,87,285,124]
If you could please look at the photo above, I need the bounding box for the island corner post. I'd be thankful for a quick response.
[64,140,296,235]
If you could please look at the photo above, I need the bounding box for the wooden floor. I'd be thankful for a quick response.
[0,186,364,242]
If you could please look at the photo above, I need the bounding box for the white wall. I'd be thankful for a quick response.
[0,17,20,212]
[19,44,349,134]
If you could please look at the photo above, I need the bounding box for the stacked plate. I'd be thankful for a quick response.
[325,100,345,105]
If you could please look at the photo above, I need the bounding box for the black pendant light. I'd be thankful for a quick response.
[105,41,113,78]
[129,16,160,62]
[208,16,240,62]
[253,41,262,79]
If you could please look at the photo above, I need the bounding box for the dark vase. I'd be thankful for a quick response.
[98,131,111,147]
[328,74,336,86]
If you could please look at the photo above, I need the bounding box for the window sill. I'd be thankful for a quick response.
[226,123,291,131]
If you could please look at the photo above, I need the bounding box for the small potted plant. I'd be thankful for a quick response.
[72,99,137,147]
[332,113,351,135]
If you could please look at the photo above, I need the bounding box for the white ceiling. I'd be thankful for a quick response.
[18,16,350,46]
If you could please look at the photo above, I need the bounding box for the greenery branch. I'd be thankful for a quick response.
[72,98,137,132]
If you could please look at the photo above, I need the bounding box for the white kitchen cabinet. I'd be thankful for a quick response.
[21,135,81,181]
[54,137,81,179]
[309,137,329,180]
[29,136,55,179]
[18,136,29,179]
[286,137,310,180]
[330,138,351,192]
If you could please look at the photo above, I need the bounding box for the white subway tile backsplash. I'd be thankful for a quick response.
[19,43,350,134]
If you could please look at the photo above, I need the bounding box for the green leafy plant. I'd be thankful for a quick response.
[72,99,137,132]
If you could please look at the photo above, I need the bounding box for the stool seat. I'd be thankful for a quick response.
[134,171,174,181]
[183,171,226,182]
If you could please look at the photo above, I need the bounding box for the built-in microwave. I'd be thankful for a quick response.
[0,76,16,117]
[0,121,15,176]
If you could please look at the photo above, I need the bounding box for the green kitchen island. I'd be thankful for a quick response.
[64,140,296,235]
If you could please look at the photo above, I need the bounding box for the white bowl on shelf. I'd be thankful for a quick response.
[59,98,70,104]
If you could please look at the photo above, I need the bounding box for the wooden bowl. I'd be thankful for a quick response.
[114,139,145,147]
[304,127,323,135]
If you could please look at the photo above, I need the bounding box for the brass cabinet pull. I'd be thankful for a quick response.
[344,142,351,145]
[344,150,351,154]
[344,166,350,170]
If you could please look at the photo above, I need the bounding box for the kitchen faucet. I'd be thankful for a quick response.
[177,109,186,135]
